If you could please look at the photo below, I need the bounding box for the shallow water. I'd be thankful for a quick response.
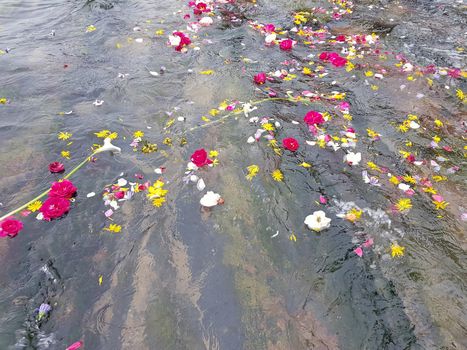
[0,0,466,349]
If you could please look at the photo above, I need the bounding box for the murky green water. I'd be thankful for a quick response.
[0,0,466,349]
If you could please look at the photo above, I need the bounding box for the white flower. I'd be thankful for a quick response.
[242,103,257,118]
[196,178,206,191]
[200,191,221,207]
[265,33,276,44]
[199,17,213,26]
[94,138,121,154]
[168,35,181,47]
[402,63,413,72]
[409,121,420,129]
[344,152,361,166]
[304,211,331,232]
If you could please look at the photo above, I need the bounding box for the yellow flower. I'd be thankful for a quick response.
[61,150,70,159]
[271,169,284,182]
[345,208,363,223]
[391,243,405,258]
[289,233,297,242]
[433,200,448,210]
[246,165,259,180]
[268,139,278,147]
[27,200,42,212]
[262,123,275,131]
[141,142,157,153]
[200,70,215,75]
[402,175,416,184]
[432,175,447,182]
[397,121,409,132]
[152,197,166,207]
[94,130,111,138]
[434,119,443,127]
[58,132,72,140]
[155,29,165,35]
[456,88,465,101]
[147,187,168,199]
[389,176,400,185]
[422,187,436,195]
[163,137,173,146]
[407,114,418,121]
[299,162,312,168]
[209,150,219,158]
[432,135,441,143]
[165,119,175,128]
[104,224,121,233]
[395,198,412,212]
[86,25,96,33]
[133,130,144,138]
[108,132,118,140]
[367,128,381,140]
[209,109,219,116]
[365,70,374,77]
[367,161,381,172]
[303,67,312,75]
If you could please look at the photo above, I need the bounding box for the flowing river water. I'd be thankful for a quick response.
[0,0,466,349]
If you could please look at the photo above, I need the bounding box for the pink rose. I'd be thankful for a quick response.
[190,149,212,167]
[0,218,23,238]
[303,111,325,125]
[282,137,299,152]
[279,39,293,51]
[48,162,65,173]
[253,72,266,85]
[48,180,77,199]
[39,197,71,221]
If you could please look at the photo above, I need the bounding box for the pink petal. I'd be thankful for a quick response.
[362,238,374,248]
[319,195,327,204]
[432,194,444,202]
[354,247,363,257]
[66,341,83,350]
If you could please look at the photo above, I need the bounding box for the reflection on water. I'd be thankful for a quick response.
[0,0,466,349]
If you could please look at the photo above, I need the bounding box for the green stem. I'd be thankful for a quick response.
[0,152,96,222]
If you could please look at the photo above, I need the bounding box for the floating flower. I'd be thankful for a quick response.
[282,137,299,152]
[344,152,361,166]
[263,24,275,33]
[27,200,42,213]
[304,211,331,232]
[271,169,284,182]
[58,132,72,140]
[354,246,363,257]
[133,130,144,138]
[279,38,293,51]
[49,162,65,173]
[104,224,122,233]
[49,180,77,199]
[86,25,96,33]
[61,150,71,159]
[169,31,191,52]
[39,197,70,221]
[36,303,52,321]
[253,72,267,85]
[0,218,23,238]
[344,208,363,222]
[303,111,325,125]
[190,148,212,167]
[391,243,405,258]
[395,198,412,212]
[246,164,259,180]
[94,137,121,154]
[200,191,222,207]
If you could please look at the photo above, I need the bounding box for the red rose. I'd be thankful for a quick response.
[335,35,346,42]
[253,72,266,85]
[331,56,347,67]
[49,180,77,199]
[282,137,299,152]
[190,148,212,167]
[319,52,330,61]
[279,39,293,51]
[304,111,325,125]
[48,162,65,173]
[39,197,70,221]
[0,218,23,238]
